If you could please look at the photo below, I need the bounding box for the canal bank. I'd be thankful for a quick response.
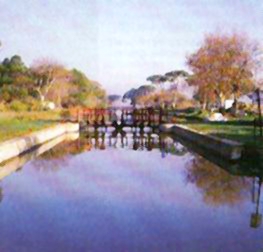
[160,123,244,160]
[0,132,79,180]
[0,122,79,164]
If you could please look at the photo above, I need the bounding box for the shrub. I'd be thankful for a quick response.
[60,109,71,122]
[24,97,43,111]
[9,100,29,112]
[0,102,8,112]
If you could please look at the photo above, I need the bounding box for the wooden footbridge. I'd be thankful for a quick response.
[74,107,173,130]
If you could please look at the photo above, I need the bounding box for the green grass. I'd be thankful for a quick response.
[0,111,62,142]
[183,122,255,143]
[180,119,263,150]
[173,108,260,146]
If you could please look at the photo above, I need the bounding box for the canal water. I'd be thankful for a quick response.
[0,129,262,252]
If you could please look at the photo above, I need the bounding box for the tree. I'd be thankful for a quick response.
[0,55,33,104]
[164,70,189,82]
[66,69,106,108]
[146,74,167,89]
[0,53,107,110]
[136,89,194,109]
[108,94,121,104]
[30,59,69,104]
[8,55,27,73]
[123,85,156,106]
[123,88,137,101]
[164,70,189,90]
[0,55,27,87]
[187,33,261,110]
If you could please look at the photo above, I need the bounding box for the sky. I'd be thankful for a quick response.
[0,0,263,94]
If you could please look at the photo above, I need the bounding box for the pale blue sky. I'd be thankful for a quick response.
[0,0,262,94]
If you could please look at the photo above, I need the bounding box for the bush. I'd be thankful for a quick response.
[9,100,29,112]
[0,85,29,102]
[60,109,71,122]
[175,99,195,110]
[0,102,8,112]
[24,97,43,111]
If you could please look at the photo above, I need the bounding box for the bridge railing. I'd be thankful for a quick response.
[69,107,176,126]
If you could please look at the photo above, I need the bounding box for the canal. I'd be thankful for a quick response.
[0,128,262,252]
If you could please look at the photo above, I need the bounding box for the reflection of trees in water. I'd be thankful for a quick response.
[0,186,4,203]
[33,157,67,172]
[32,130,189,171]
[250,177,262,228]
[186,155,251,206]
[33,138,92,172]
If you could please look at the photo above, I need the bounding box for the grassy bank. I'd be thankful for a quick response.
[0,111,61,142]
[172,108,258,145]
[178,119,263,150]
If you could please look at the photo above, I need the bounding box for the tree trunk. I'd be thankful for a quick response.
[202,96,207,110]
[36,88,46,109]
[215,92,226,112]
[231,92,238,116]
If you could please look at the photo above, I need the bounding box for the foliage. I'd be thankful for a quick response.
[9,100,29,112]
[187,33,261,109]
[0,55,27,87]
[123,72,195,108]
[30,59,71,104]
[63,69,107,108]
[136,90,195,109]
[0,84,29,102]
[108,94,121,104]
[0,102,7,112]
[0,56,107,111]
[146,74,167,84]
[164,70,189,82]
[186,155,251,206]
[123,88,137,101]
[24,97,43,111]
[123,85,156,105]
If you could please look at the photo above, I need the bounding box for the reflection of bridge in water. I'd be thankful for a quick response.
[0,127,262,229]
[80,129,187,158]
[76,107,174,130]
[81,129,263,229]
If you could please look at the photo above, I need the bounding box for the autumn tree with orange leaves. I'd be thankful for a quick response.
[187,33,261,111]
[30,59,69,104]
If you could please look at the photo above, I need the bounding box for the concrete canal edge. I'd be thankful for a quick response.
[0,132,79,180]
[0,122,80,164]
[160,123,244,161]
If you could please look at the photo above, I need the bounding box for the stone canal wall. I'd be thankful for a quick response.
[0,132,79,180]
[160,124,244,160]
[0,122,79,164]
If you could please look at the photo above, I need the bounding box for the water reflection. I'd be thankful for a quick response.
[186,155,251,206]
[183,143,263,229]
[15,127,186,160]
[0,133,79,176]
[1,128,263,251]
[14,129,187,177]
[31,127,263,230]
[0,133,79,202]
[3,128,263,217]
[251,177,262,228]
[81,128,188,157]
